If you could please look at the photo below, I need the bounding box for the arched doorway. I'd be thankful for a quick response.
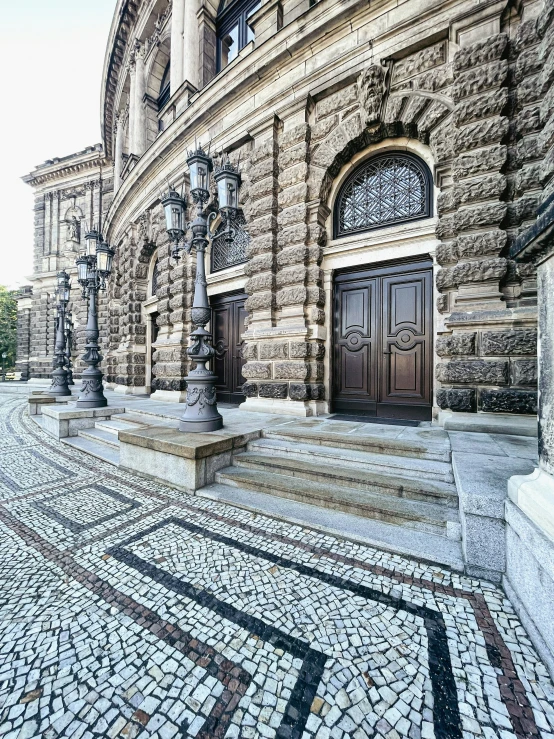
[330,151,434,421]
[144,253,159,394]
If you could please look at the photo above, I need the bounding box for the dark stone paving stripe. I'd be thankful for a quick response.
[111,516,463,739]
[0,505,252,739]
[18,401,540,738]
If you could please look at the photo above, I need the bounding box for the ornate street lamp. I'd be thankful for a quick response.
[49,270,72,397]
[75,229,115,408]
[161,148,242,432]
[64,309,75,386]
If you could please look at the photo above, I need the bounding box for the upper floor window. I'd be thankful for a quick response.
[334,153,432,239]
[217,0,260,71]
[158,62,171,110]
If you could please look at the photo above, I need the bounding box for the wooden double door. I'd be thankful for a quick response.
[333,259,433,421]
[211,291,247,405]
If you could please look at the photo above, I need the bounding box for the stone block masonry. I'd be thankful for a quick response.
[435,30,539,415]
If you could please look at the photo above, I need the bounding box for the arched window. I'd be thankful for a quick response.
[158,62,170,109]
[334,153,432,239]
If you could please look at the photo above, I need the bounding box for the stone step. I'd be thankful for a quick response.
[248,437,454,483]
[95,416,148,437]
[78,427,120,449]
[62,435,120,466]
[198,482,465,571]
[111,411,175,428]
[215,466,461,538]
[263,427,451,462]
[234,452,459,507]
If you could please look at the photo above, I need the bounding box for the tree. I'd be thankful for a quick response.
[0,286,18,371]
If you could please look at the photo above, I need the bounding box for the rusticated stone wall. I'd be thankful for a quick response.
[434,30,540,415]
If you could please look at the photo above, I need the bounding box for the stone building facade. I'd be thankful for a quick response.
[19,0,554,424]
[20,146,113,383]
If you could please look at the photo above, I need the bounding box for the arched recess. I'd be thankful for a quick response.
[306,87,454,419]
[143,249,160,393]
[145,36,171,144]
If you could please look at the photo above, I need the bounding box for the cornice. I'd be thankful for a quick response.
[23,147,111,189]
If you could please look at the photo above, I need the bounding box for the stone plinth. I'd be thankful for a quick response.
[41,404,126,439]
[453,450,536,583]
[118,426,261,492]
[28,395,65,416]
[507,185,554,678]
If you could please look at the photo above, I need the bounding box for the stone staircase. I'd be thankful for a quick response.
[59,412,463,570]
[61,413,150,464]
[200,425,464,570]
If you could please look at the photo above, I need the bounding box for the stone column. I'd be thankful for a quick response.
[134,43,146,156]
[509,238,554,537]
[183,0,199,88]
[114,115,124,192]
[128,62,137,154]
[171,0,185,94]
[15,287,32,381]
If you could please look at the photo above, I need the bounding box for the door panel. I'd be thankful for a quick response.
[334,281,377,412]
[333,260,432,421]
[211,292,247,404]
[381,271,431,409]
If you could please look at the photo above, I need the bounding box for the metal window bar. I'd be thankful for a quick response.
[211,210,249,272]
[335,153,431,238]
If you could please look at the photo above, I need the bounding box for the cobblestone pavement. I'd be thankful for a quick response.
[1,395,553,739]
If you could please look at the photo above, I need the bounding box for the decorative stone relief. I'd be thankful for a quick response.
[357,65,387,125]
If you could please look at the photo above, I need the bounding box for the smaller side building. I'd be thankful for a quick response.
[20,146,113,382]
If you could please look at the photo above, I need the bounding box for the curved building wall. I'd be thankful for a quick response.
[20,0,554,420]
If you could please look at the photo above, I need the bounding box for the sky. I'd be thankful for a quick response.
[0,0,116,289]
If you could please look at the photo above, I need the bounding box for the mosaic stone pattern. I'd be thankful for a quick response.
[0,393,553,739]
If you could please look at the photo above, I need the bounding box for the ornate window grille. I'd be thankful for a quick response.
[334,153,432,238]
[211,210,249,272]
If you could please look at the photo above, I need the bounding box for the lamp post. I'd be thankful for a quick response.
[75,229,114,408]
[49,270,72,396]
[64,310,75,386]
[1,353,6,382]
[161,148,241,432]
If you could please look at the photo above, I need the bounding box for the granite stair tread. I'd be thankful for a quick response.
[77,427,120,449]
[215,465,460,537]
[263,427,451,462]
[95,417,147,436]
[233,451,458,505]
[111,412,175,428]
[198,482,464,571]
[248,437,454,483]
[62,435,120,466]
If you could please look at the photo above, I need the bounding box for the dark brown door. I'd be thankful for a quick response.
[211,292,247,404]
[334,259,433,421]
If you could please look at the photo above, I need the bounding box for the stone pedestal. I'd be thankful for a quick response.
[508,205,554,545]
[118,425,259,492]
[41,404,125,439]
[28,395,66,416]
[506,191,554,679]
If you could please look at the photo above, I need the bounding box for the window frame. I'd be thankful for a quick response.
[157,62,171,110]
[333,152,433,240]
[216,0,260,72]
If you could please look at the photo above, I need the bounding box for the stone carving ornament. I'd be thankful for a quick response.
[357,64,387,125]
